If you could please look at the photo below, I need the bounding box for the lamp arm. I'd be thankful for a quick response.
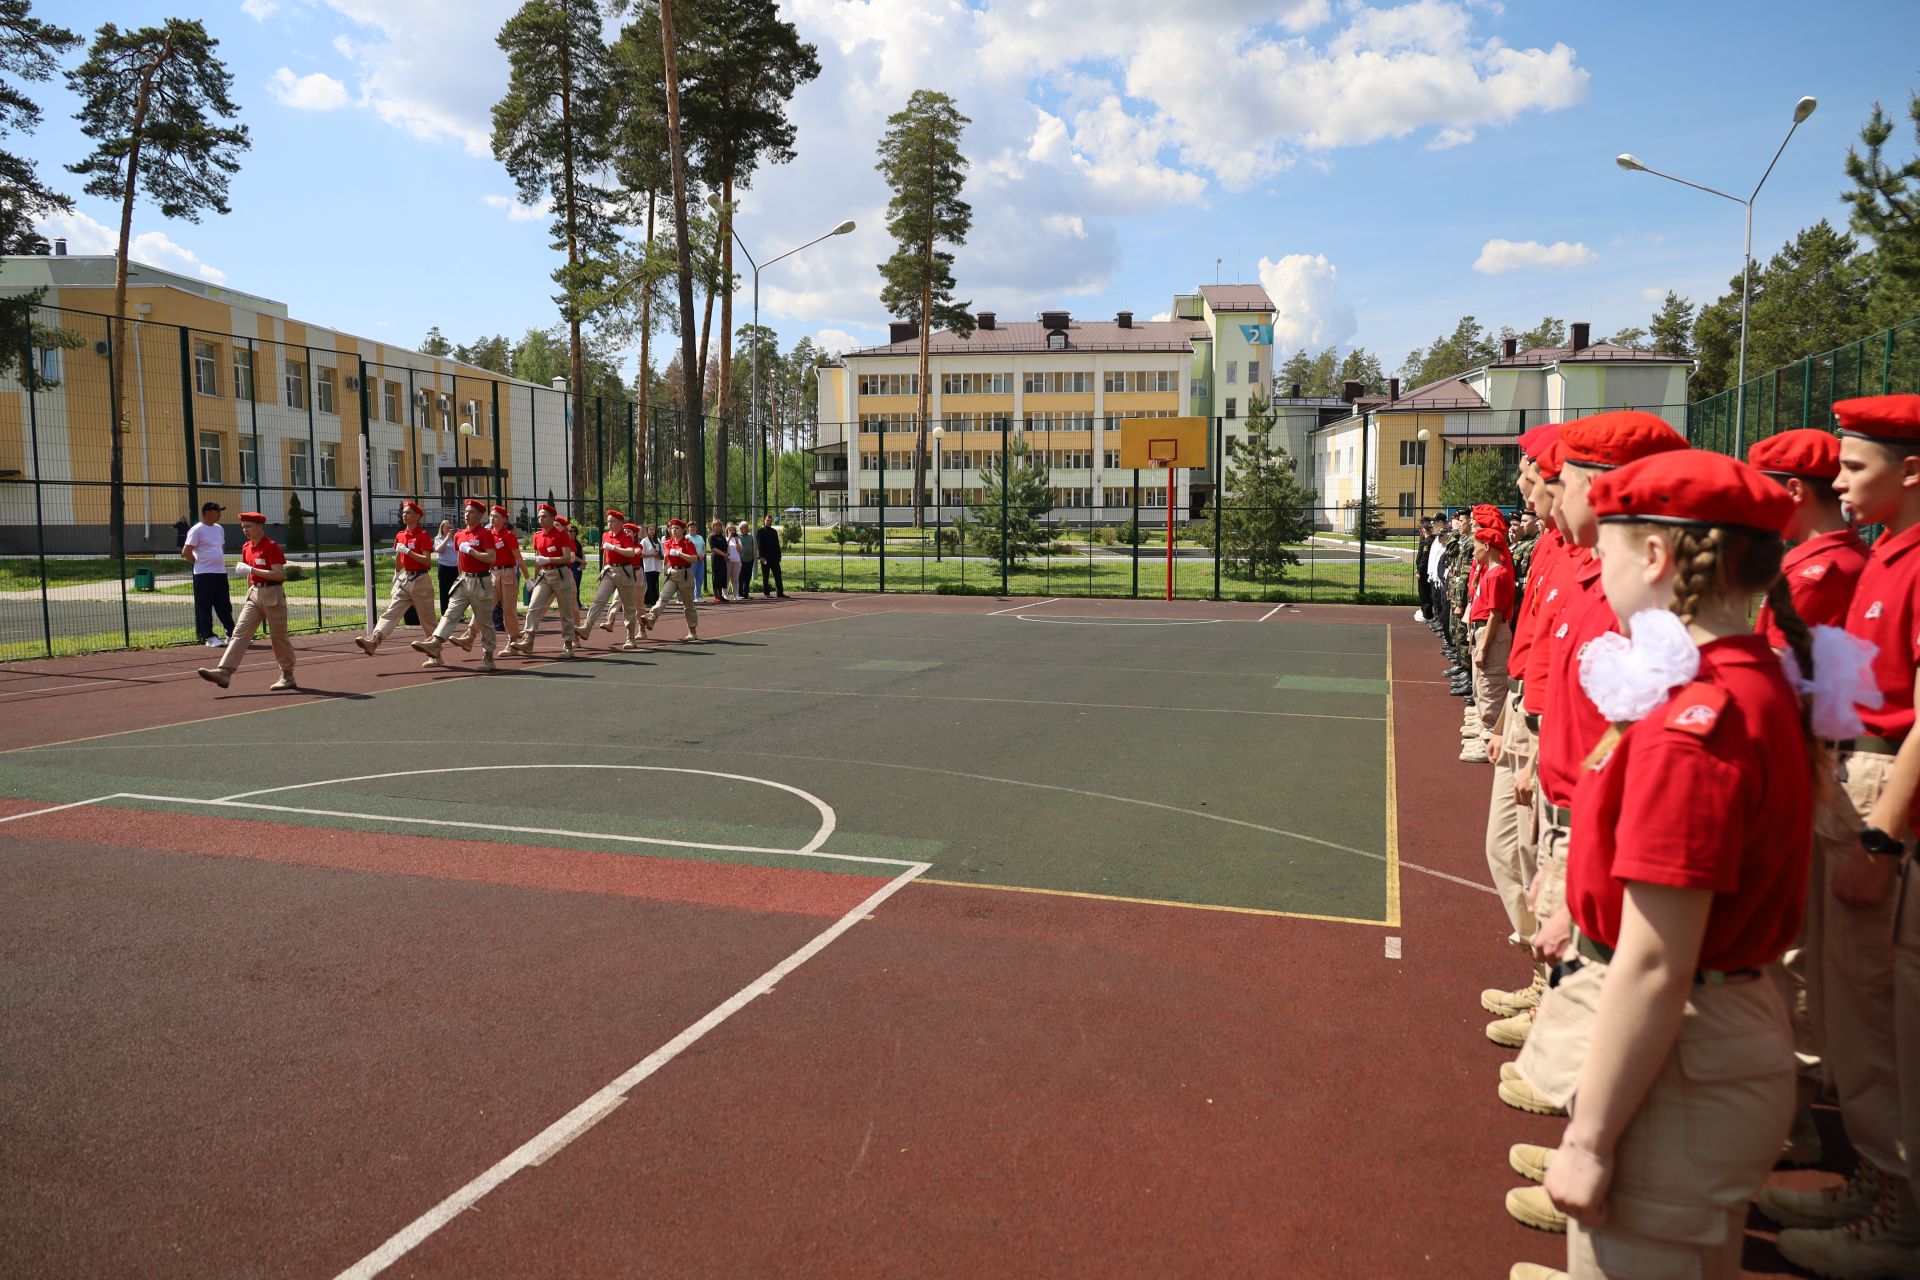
[1635,164,1744,206]
[765,226,846,270]
[1750,119,1804,202]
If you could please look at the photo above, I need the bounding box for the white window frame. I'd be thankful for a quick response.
[319,442,338,488]
[316,368,336,415]
[383,382,399,423]
[193,340,219,397]
[239,435,258,485]
[1226,398,1237,420]
[1226,360,1238,385]
[285,361,307,410]
[233,348,255,401]
[197,430,223,484]
[289,439,312,488]
[386,450,403,491]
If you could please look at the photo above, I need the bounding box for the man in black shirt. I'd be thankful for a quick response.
[755,515,787,598]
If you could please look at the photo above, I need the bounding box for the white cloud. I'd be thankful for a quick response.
[35,210,227,284]
[1640,286,1665,303]
[482,194,552,224]
[1149,310,1172,322]
[1258,253,1356,353]
[314,1,502,156]
[1473,238,1597,274]
[241,0,280,18]
[1428,126,1475,150]
[813,328,867,356]
[268,67,349,111]
[1042,214,1086,239]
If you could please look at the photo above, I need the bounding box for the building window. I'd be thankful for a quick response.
[1022,371,1092,395]
[239,436,258,485]
[197,431,223,484]
[387,450,403,492]
[1101,370,1177,394]
[856,373,918,396]
[1226,360,1238,384]
[1398,492,1415,517]
[940,372,1011,395]
[319,442,338,487]
[1248,360,1260,386]
[1048,449,1093,470]
[1191,381,1208,399]
[285,361,307,409]
[1226,398,1237,420]
[383,381,400,423]
[233,348,255,401]
[419,453,433,491]
[1050,487,1090,508]
[316,368,336,415]
[193,340,219,397]
[1047,331,1066,350]
[1399,440,1427,466]
[1104,449,1122,470]
[289,440,311,488]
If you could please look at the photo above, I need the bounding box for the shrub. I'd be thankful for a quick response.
[1116,518,1143,546]
[855,526,882,554]
[284,563,307,581]
[781,521,801,546]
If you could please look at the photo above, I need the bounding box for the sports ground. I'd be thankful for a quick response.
[0,595,1834,1276]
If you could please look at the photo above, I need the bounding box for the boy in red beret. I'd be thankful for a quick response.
[411,498,498,672]
[1463,524,1514,764]
[516,504,582,656]
[355,499,437,655]
[197,511,297,691]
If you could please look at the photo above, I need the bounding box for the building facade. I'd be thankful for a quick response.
[0,252,568,553]
[811,283,1282,523]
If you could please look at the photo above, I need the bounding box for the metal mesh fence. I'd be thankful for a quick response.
[1688,316,1920,456]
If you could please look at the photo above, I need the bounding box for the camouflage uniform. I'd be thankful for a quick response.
[1507,528,1539,610]
[1446,535,1473,647]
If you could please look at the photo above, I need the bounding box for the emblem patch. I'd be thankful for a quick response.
[1866,601,1884,620]
[1556,623,1569,639]
[1664,683,1730,739]
[1800,562,1830,581]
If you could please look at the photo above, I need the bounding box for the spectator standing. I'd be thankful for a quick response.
[690,526,708,601]
[639,524,663,608]
[708,519,730,602]
[756,515,787,598]
[737,517,757,599]
[725,522,745,602]
[182,501,235,647]
[433,518,459,610]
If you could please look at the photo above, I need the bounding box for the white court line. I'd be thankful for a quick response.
[1384,936,1403,959]
[987,597,1058,615]
[0,793,127,824]
[333,859,927,1280]
[1014,614,1222,626]
[1256,604,1286,622]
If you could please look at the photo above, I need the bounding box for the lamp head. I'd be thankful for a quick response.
[931,424,945,438]
[706,192,722,209]
[1416,428,1430,442]
[1794,96,1817,123]
[1615,153,1645,172]
[832,220,856,236]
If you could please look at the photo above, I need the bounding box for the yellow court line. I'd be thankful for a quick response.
[1384,624,1402,929]
[916,877,1392,928]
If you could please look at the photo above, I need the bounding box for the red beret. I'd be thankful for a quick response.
[668,517,687,528]
[622,523,639,535]
[1516,422,1561,460]
[489,505,508,517]
[1590,450,1793,537]
[1560,410,1687,469]
[554,516,570,527]
[400,500,424,516]
[605,508,626,522]
[1537,440,1564,480]
[1833,394,1920,442]
[463,498,486,511]
[239,511,266,523]
[1473,526,1507,547]
[537,502,557,514]
[1747,428,1841,480]
[1472,504,1506,527]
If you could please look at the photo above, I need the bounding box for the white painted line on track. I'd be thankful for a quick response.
[988,597,1058,615]
[1014,614,1221,626]
[0,793,127,824]
[1256,604,1286,622]
[332,859,929,1280]
[1384,936,1402,959]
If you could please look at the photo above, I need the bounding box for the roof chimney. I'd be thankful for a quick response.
[888,321,916,345]
[1388,377,1400,401]
[1116,310,1133,329]
[1039,309,1069,330]
[1571,322,1590,353]
[1342,379,1364,404]
[1501,336,1518,360]
[977,311,995,331]
[52,237,67,256]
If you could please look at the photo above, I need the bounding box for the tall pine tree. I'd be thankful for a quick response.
[1844,92,1920,327]
[1221,395,1316,580]
[0,1,80,253]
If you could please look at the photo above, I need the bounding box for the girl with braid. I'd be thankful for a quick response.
[1511,449,1846,1280]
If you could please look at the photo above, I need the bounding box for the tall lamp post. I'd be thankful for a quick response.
[1617,95,1816,457]
[1416,427,1430,519]
[931,423,945,562]
[711,196,855,520]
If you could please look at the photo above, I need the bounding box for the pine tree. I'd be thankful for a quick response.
[287,493,308,552]
[67,18,249,563]
[1438,447,1517,508]
[1347,483,1388,540]
[656,0,706,528]
[967,434,1051,568]
[1221,396,1316,579]
[1647,291,1694,357]
[0,1,81,253]
[420,326,453,356]
[1844,92,1920,326]
[1336,347,1386,396]
[492,0,614,518]
[1399,316,1497,387]
[876,89,972,529]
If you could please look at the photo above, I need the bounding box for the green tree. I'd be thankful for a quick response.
[0,1,81,253]
[1605,326,1649,350]
[286,493,307,552]
[876,88,973,528]
[1691,221,1870,397]
[1438,447,1517,508]
[1503,316,1566,351]
[420,326,453,356]
[1399,316,1497,387]
[1221,396,1316,579]
[1336,347,1386,396]
[455,333,512,373]
[654,0,707,527]
[510,326,564,384]
[1647,291,1694,357]
[967,434,1051,568]
[67,18,249,562]
[1346,483,1388,540]
[1844,92,1920,326]
[492,0,614,515]
[1278,347,1314,395]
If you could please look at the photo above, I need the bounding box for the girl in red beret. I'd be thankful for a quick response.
[197,512,297,691]
[1516,449,1824,1279]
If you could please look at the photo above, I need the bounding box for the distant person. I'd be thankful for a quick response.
[737,516,757,599]
[690,525,708,601]
[725,521,744,602]
[173,515,190,550]
[708,519,730,602]
[182,501,234,648]
[639,523,663,608]
[756,515,786,598]
[433,517,459,610]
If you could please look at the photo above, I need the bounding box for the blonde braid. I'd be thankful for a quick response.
[1668,526,1726,624]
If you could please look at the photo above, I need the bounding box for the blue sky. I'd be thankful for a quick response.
[23,0,1920,379]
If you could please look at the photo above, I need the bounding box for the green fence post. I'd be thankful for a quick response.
[1212,416,1224,600]
[21,321,51,656]
[177,326,201,522]
[877,436,886,594]
[1357,410,1371,598]
[1000,417,1010,597]
[1131,468,1140,599]
[490,379,503,506]
[1887,328,1898,395]
[304,345,321,632]
[627,400,637,517]
[1802,356,1813,430]
[595,396,605,517]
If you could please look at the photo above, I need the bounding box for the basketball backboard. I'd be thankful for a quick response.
[1118,416,1208,469]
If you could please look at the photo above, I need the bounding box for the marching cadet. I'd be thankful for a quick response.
[1516,447,1819,1280]
[1463,514,1515,763]
[582,509,644,650]
[354,499,436,655]
[411,498,498,672]
[514,503,581,656]
[456,505,525,653]
[1762,394,1920,1275]
[640,516,700,642]
[197,511,297,691]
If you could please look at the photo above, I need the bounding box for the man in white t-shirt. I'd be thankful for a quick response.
[181,501,235,647]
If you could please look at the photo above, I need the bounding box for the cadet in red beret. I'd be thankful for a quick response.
[641,517,701,641]
[516,504,582,656]
[1760,395,1920,1267]
[582,509,644,649]
[197,511,297,691]
[411,498,498,671]
[1516,448,1814,1280]
[457,504,526,653]
[355,499,438,656]
[1465,524,1516,765]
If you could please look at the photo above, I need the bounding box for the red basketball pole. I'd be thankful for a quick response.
[1163,461,1174,601]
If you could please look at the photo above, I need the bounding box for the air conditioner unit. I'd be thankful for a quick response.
[437,395,450,411]
[345,375,361,391]
[465,400,480,423]
[414,389,429,408]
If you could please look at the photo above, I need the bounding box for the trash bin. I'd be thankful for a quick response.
[133,566,156,592]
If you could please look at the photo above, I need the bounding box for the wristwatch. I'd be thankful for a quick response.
[1858,825,1907,858]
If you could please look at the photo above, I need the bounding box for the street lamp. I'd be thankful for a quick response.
[1416,427,1430,518]
[711,193,855,521]
[1617,94,1816,456]
[931,423,945,561]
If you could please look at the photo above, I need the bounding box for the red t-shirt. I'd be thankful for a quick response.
[1755,528,1869,647]
[453,525,498,574]
[491,527,522,573]
[662,535,698,568]
[1469,559,1515,623]
[532,528,571,567]
[1522,543,1589,715]
[1536,559,1615,809]
[394,527,434,571]
[1846,520,1920,741]
[1567,634,1811,971]
[600,526,638,567]
[243,536,285,586]
[1508,529,1564,680]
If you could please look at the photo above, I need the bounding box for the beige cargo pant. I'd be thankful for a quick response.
[1472,620,1512,742]
[1486,687,1540,946]
[369,570,437,645]
[584,565,641,644]
[457,567,521,644]
[216,581,295,675]
[644,566,698,638]
[432,572,496,656]
[523,567,582,650]
[1520,959,1795,1279]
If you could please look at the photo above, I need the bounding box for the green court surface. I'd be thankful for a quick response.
[0,602,1397,925]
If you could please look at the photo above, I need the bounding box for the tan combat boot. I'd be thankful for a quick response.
[1759,1163,1884,1230]
[196,667,232,689]
[1486,1005,1533,1048]
[1506,1184,1567,1233]
[410,637,445,668]
[1509,1143,1552,1184]
[1482,971,1545,1018]
[1509,1265,1568,1280]
[1777,1174,1920,1279]
[269,671,297,691]
[354,635,379,656]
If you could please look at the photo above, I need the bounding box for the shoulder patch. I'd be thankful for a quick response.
[1866,600,1884,620]
[1799,561,1831,582]
[1664,683,1730,739]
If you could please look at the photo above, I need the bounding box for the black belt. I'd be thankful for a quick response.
[460,571,489,578]
[1542,802,1572,826]
[1826,735,1902,755]
[1574,933,1761,985]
